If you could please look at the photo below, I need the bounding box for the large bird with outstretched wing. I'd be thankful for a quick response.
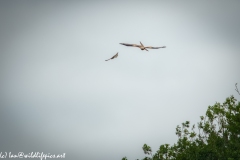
[120,41,166,51]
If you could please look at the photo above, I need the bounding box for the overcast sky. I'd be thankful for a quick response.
[0,1,240,160]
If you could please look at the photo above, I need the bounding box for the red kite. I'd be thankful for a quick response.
[120,42,166,51]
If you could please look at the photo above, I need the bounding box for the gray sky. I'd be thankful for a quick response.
[0,1,240,160]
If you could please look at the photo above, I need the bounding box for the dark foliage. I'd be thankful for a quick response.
[122,94,240,160]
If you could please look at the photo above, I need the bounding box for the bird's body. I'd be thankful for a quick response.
[120,42,166,51]
[105,52,118,61]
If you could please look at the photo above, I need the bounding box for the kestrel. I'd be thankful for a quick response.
[105,52,118,61]
[120,41,166,51]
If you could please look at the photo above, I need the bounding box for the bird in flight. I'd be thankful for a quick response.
[105,52,118,61]
[120,41,166,51]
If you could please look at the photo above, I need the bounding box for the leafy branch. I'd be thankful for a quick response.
[235,83,240,95]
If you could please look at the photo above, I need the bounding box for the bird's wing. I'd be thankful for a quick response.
[120,43,141,47]
[145,46,166,49]
[112,52,118,58]
[105,52,118,61]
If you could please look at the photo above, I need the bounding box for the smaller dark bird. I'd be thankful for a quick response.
[105,52,118,61]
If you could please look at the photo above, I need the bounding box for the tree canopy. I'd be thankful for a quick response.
[122,92,240,160]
